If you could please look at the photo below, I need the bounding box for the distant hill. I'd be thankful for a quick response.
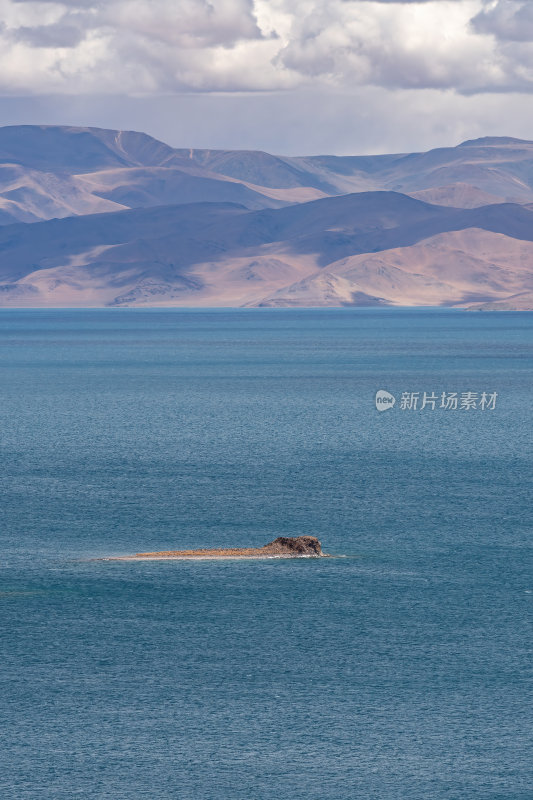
[0,125,532,309]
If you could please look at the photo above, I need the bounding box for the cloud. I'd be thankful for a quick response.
[472,0,533,42]
[0,0,280,93]
[12,22,86,48]
[275,0,500,92]
[0,0,532,96]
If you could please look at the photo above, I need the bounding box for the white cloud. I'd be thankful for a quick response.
[0,0,532,95]
[275,1,501,91]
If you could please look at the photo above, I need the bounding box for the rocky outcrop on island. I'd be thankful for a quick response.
[115,536,324,560]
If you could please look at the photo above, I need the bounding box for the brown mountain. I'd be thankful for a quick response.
[1,126,533,309]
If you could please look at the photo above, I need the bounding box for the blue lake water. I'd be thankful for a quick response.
[0,308,532,799]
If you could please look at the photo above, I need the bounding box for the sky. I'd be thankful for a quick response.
[1,0,533,154]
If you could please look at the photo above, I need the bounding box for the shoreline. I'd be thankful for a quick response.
[104,536,325,561]
[106,553,328,561]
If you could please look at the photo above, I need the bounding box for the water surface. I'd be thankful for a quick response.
[1,309,532,799]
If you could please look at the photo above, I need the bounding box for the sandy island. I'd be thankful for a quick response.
[108,536,325,560]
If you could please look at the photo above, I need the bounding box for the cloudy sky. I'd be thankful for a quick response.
[1,0,533,154]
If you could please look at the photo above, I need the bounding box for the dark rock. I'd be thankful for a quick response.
[262,536,322,556]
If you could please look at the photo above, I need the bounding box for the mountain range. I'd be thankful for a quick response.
[1,125,533,309]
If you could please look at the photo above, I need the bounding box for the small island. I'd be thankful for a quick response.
[110,536,325,560]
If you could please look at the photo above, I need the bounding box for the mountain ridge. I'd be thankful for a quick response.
[0,125,532,309]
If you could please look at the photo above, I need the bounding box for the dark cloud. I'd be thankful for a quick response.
[472,1,533,42]
[12,24,86,49]
[343,0,465,3]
